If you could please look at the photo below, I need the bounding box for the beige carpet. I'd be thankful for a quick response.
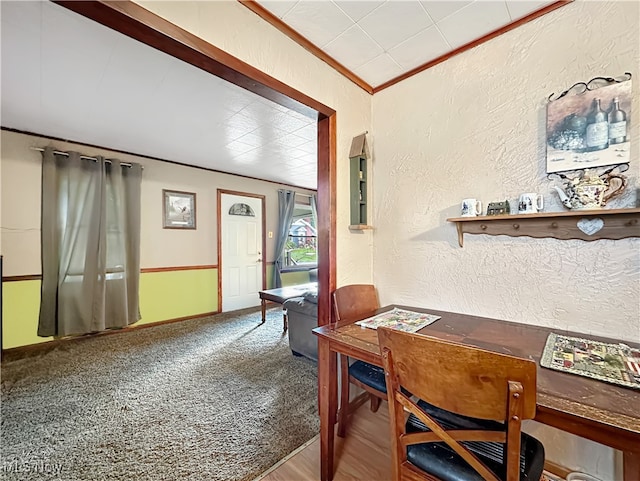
[1,307,319,480]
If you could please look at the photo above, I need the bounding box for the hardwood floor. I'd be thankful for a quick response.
[257,405,392,481]
[256,403,564,481]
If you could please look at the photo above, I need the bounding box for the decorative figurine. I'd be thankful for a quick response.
[486,200,511,216]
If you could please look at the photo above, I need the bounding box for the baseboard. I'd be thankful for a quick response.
[1,311,219,362]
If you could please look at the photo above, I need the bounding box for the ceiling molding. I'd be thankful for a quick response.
[239,0,374,95]
[238,0,573,95]
[373,0,573,93]
[2,127,314,192]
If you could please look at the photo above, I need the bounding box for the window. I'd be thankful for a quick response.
[38,148,142,338]
[284,203,317,267]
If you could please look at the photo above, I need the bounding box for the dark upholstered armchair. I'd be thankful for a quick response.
[283,290,318,361]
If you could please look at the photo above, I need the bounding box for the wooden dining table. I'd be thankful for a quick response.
[313,305,640,481]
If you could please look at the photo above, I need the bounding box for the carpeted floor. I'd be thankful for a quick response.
[0,307,319,481]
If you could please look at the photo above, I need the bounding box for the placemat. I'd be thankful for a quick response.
[540,333,640,390]
[355,308,440,333]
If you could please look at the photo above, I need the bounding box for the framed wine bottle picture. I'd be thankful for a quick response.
[546,75,631,174]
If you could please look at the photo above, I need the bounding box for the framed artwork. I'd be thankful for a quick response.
[163,190,196,229]
[546,77,631,174]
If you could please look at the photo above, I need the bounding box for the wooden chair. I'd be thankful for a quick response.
[332,284,386,438]
[378,327,545,481]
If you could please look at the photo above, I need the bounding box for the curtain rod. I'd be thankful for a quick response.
[279,189,315,198]
[30,147,142,169]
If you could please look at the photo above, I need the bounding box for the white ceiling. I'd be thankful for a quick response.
[254,0,557,88]
[1,1,319,189]
[2,1,560,191]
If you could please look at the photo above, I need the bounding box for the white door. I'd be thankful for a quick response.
[220,193,263,312]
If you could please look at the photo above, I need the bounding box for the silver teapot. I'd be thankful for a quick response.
[550,166,627,210]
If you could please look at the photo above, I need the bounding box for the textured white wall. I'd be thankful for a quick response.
[136,0,375,286]
[372,1,639,478]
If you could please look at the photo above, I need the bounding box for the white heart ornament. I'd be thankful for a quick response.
[577,218,604,235]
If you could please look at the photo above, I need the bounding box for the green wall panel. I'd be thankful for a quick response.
[2,280,50,349]
[138,269,217,325]
[266,264,313,288]
[266,264,275,289]
[281,270,311,286]
[2,269,218,350]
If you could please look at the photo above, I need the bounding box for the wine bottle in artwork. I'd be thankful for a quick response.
[608,97,627,144]
[585,98,609,151]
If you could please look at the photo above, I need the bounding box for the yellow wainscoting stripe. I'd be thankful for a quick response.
[138,269,217,325]
[266,264,315,289]
[2,280,49,349]
[2,268,218,350]
[281,270,312,287]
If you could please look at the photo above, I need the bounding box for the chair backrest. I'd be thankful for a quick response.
[378,327,537,481]
[332,284,379,322]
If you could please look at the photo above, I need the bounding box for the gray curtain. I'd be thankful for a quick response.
[38,147,142,337]
[273,189,296,288]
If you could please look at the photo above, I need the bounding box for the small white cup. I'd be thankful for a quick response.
[461,198,482,217]
[518,193,544,214]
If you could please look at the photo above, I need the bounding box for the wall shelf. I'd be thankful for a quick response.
[446,208,640,247]
[350,154,372,229]
[348,224,374,231]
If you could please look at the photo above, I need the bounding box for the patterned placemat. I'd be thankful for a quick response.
[540,333,640,390]
[355,308,440,332]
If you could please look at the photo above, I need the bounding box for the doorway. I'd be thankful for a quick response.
[60,1,336,327]
[219,191,266,312]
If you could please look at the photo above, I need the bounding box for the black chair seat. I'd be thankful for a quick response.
[349,360,387,392]
[405,400,545,481]
[349,360,410,395]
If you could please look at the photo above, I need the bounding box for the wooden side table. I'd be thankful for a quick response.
[258,282,317,331]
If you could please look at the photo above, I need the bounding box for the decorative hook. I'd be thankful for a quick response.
[601,163,630,176]
[547,172,569,181]
[547,163,630,182]
[548,72,632,102]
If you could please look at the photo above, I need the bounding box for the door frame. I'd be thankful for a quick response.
[217,189,266,312]
[60,1,337,328]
